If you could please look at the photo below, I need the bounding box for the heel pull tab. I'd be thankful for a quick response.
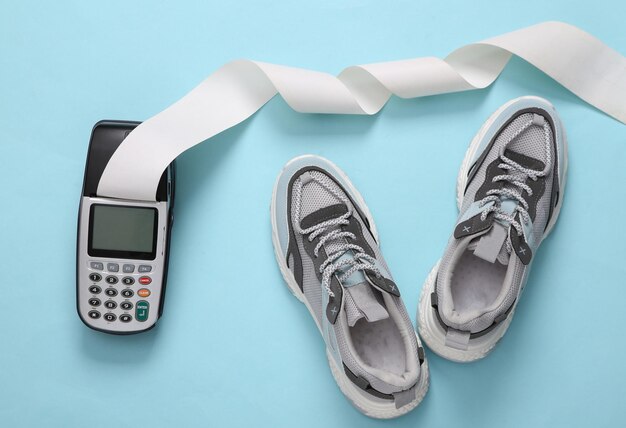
[394,386,417,409]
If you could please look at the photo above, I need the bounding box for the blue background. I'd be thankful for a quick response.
[1,1,625,427]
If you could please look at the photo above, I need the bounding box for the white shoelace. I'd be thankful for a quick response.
[293,175,381,298]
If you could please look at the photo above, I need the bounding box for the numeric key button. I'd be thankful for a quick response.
[88,285,102,294]
[88,310,101,319]
[104,300,117,310]
[103,313,117,322]
[105,276,118,285]
[120,301,133,311]
[89,273,102,282]
[122,277,134,285]
[119,314,132,323]
[121,289,134,298]
[88,298,101,307]
[105,288,118,297]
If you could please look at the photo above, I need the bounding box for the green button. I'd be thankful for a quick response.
[135,300,149,322]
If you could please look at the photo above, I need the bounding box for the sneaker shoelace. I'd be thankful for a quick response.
[478,115,552,252]
[293,175,381,298]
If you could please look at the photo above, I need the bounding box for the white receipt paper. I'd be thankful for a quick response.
[97,21,626,201]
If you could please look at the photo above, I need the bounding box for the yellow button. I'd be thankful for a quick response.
[137,288,151,298]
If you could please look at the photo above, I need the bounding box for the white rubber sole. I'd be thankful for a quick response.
[418,96,569,363]
[270,155,429,418]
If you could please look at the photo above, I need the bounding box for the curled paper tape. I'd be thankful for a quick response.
[98,21,626,201]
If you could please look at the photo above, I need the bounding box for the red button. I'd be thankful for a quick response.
[139,276,152,285]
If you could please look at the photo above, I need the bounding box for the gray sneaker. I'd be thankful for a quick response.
[271,155,429,418]
[418,96,568,362]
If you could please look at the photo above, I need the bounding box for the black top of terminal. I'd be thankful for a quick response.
[82,120,168,201]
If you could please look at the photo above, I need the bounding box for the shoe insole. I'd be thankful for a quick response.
[350,316,406,376]
[451,250,507,316]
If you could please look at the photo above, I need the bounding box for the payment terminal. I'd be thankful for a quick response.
[76,121,175,334]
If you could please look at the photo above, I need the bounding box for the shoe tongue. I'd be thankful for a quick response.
[344,282,389,327]
[469,222,510,265]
